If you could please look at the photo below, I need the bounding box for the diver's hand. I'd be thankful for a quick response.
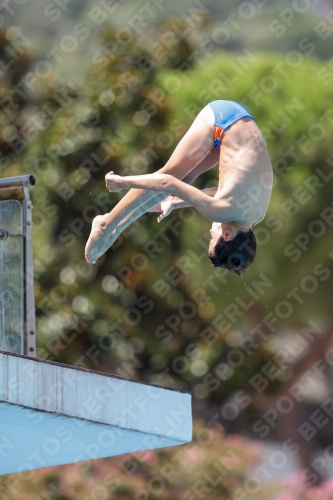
[157,196,174,223]
[149,196,174,221]
[105,172,125,192]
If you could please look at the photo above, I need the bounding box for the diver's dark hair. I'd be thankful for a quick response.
[208,229,256,275]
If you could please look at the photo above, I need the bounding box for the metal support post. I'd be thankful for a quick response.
[23,185,36,356]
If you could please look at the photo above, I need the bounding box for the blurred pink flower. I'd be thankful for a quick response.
[282,471,307,491]
[60,486,76,498]
[307,478,333,500]
[246,442,262,456]
[137,450,159,465]
[278,493,299,500]
[65,463,78,470]
[323,477,333,493]
[305,489,325,500]
[186,449,205,465]
[225,434,246,446]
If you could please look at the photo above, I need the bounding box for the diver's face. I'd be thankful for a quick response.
[209,222,222,252]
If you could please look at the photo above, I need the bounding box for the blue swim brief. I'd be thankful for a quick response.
[208,100,255,148]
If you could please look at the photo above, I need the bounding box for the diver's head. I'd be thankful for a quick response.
[208,222,256,275]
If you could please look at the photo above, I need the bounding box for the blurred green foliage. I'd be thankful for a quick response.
[9,0,333,77]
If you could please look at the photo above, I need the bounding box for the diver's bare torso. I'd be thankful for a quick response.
[206,108,273,227]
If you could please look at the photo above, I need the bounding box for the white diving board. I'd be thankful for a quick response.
[0,350,192,475]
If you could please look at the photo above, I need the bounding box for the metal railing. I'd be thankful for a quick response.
[0,175,36,356]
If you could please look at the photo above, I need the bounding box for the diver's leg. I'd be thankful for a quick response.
[85,105,215,263]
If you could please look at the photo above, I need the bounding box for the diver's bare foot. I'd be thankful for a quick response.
[85,215,112,264]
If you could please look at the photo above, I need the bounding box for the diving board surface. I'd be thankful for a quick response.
[0,350,192,475]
